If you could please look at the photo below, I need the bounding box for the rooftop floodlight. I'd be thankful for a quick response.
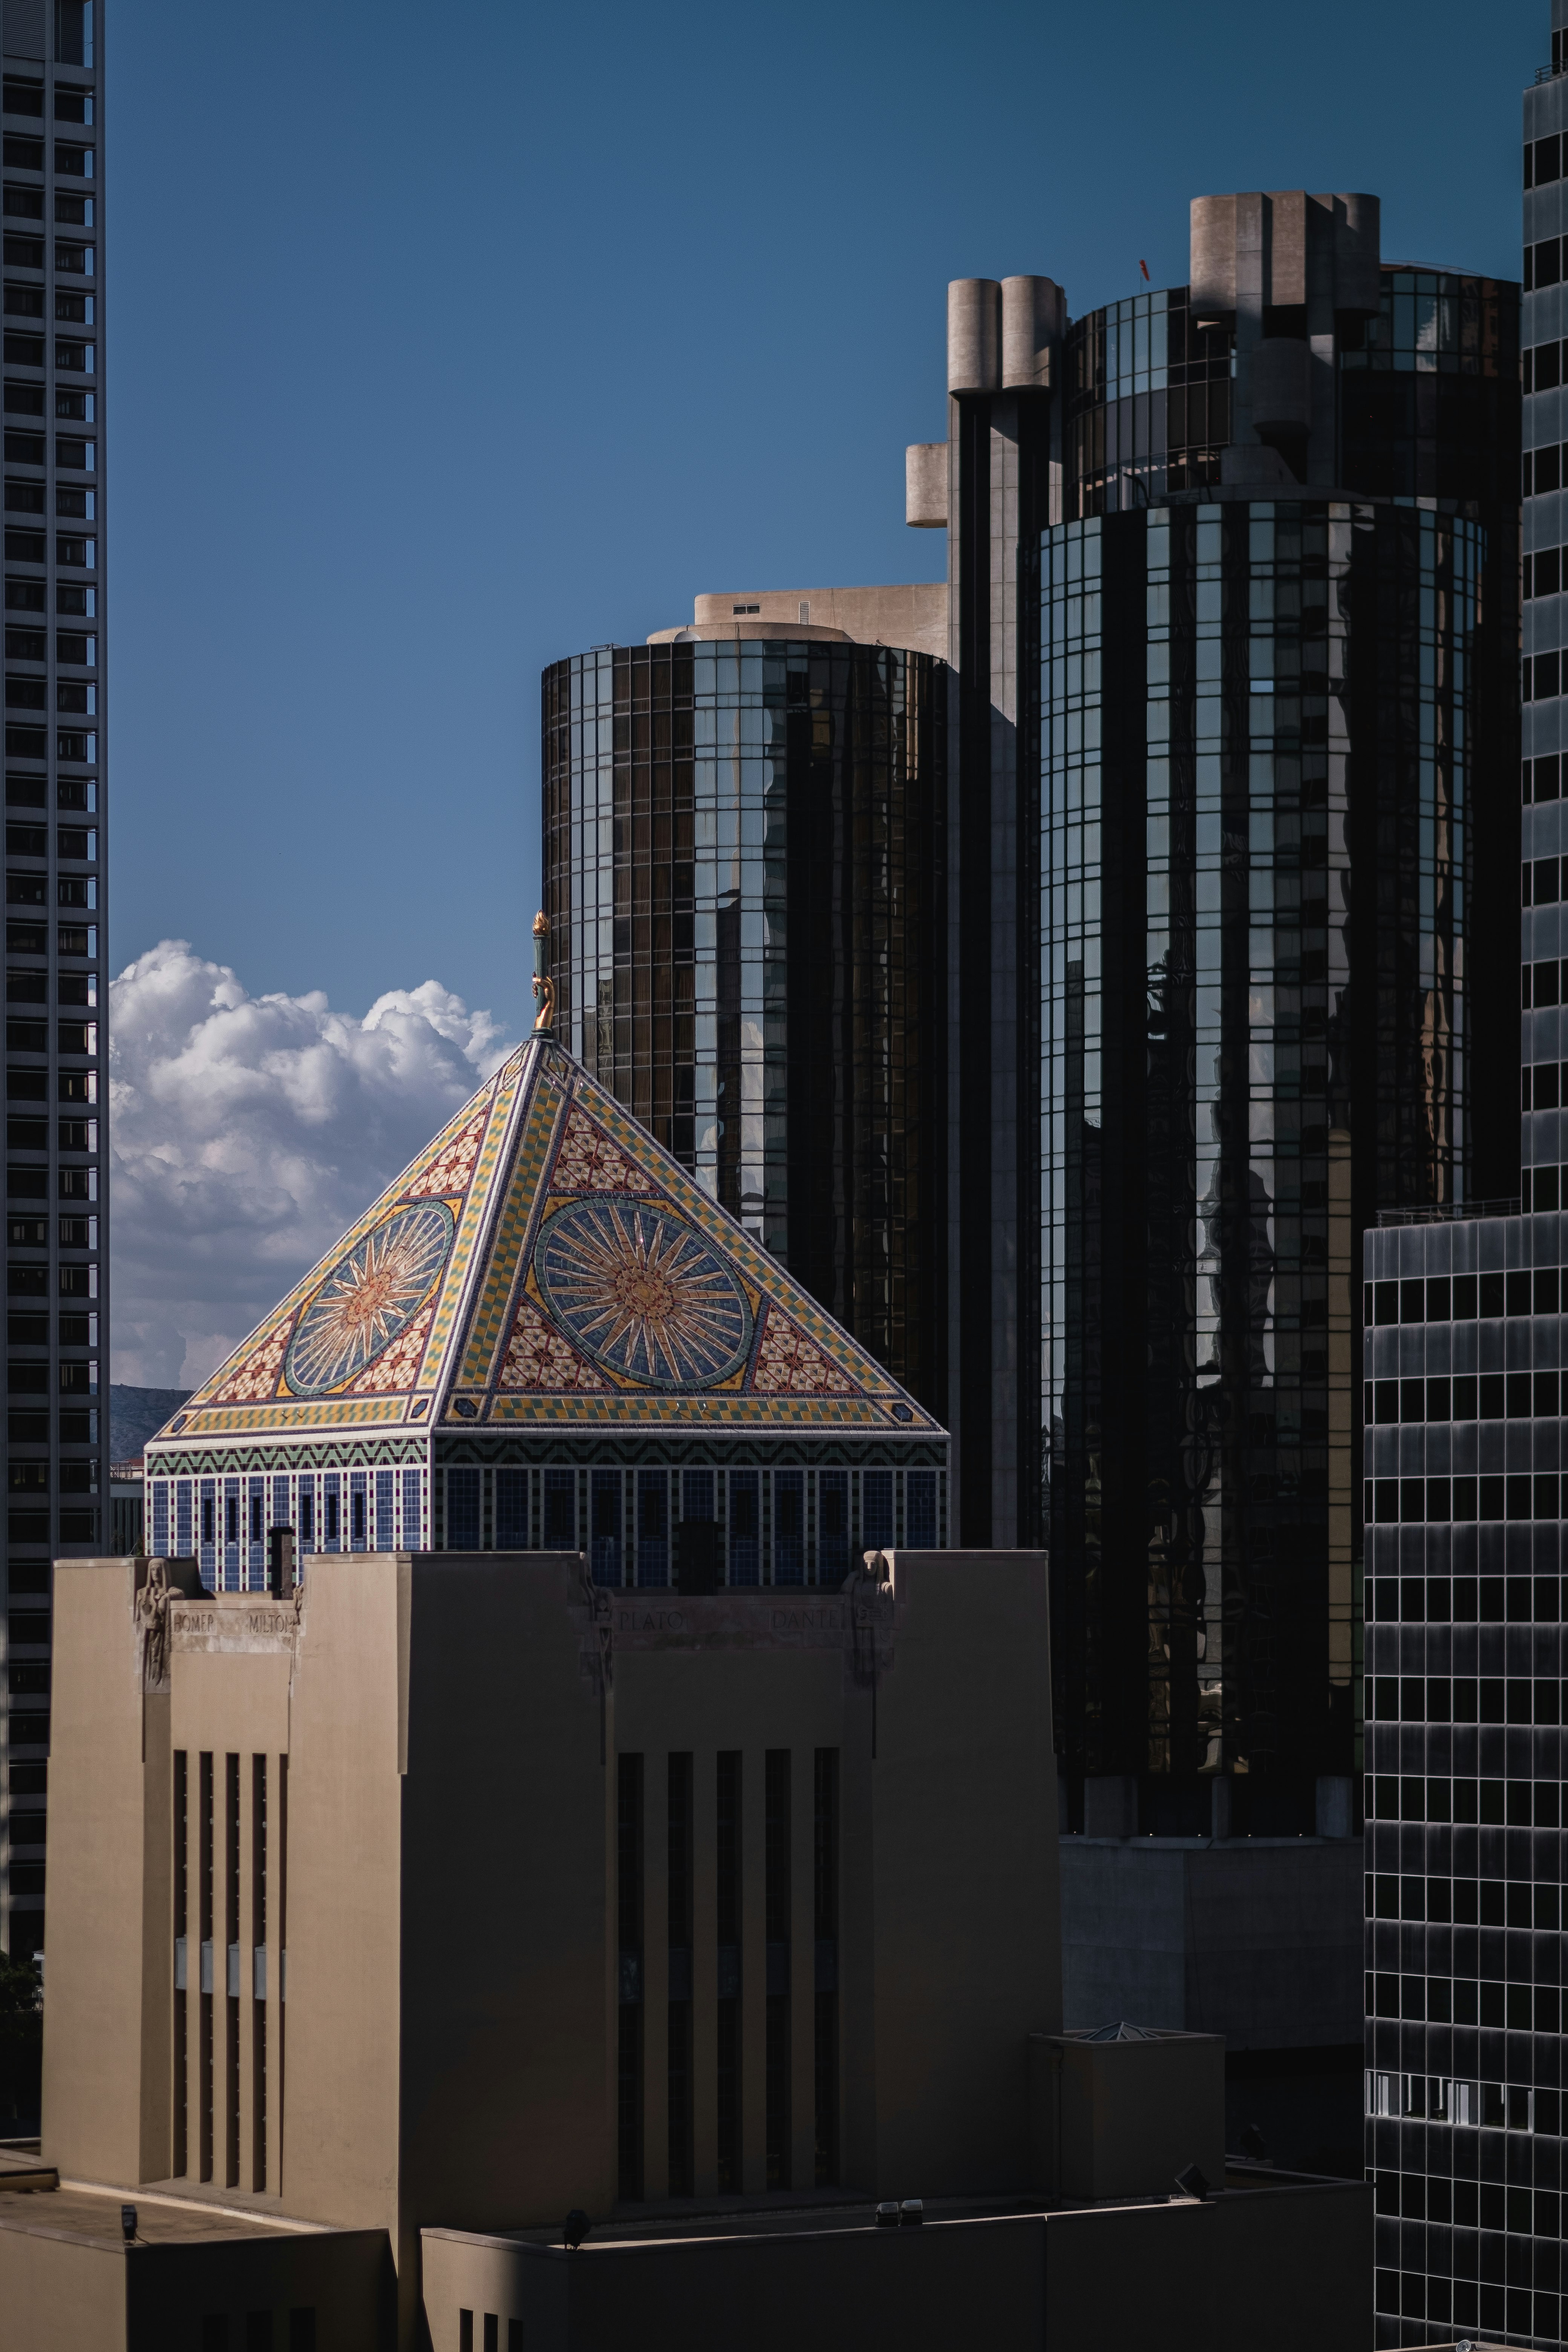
[899,2199,924,2227]
[1238,2122,1270,2164]
[562,2208,591,2252]
[1172,2163,1210,2203]
[875,2201,900,2228]
[120,2204,137,2242]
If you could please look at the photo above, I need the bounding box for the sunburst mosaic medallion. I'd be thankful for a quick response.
[534,1197,752,1389]
[285,1200,455,1396]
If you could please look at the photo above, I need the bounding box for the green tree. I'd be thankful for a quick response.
[0,1946,43,2129]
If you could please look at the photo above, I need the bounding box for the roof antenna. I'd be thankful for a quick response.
[532,911,557,1038]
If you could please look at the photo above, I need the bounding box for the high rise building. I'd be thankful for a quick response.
[1361,8,1568,2345]
[538,192,1521,2064]
[542,605,947,1409]
[889,202,1519,2090]
[0,0,106,1969]
[903,199,1522,1845]
[1029,210,1521,1836]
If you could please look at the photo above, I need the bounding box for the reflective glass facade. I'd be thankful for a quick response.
[542,637,946,1407]
[1066,284,1234,513]
[1042,488,1518,1824]
[1065,269,1519,522]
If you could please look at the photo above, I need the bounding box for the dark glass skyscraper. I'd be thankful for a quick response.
[0,0,106,1968]
[1034,203,1520,1832]
[541,632,946,1407]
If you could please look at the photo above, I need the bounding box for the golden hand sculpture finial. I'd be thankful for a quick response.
[531,910,557,1034]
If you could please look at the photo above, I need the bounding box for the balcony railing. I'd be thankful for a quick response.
[1377,1197,1522,1227]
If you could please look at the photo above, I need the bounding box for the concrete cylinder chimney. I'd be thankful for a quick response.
[948,279,1001,394]
[1189,195,1239,317]
[1332,193,1382,315]
[1001,275,1064,391]
[905,443,948,528]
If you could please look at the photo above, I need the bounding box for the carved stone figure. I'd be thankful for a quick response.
[134,1559,172,1692]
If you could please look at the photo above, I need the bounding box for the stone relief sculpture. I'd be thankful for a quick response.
[134,1559,173,1693]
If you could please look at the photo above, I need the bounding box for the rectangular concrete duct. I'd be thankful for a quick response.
[1191,190,1382,319]
[905,441,948,527]
[948,277,1001,393]
[1329,192,1381,313]
[1189,194,1238,316]
[1251,337,1312,443]
[1029,2028,1226,2202]
[1001,275,1064,391]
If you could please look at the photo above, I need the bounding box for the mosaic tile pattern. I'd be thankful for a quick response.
[453,1066,566,1390]
[534,1196,754,1387]
[169,1061,516,1426]
[162,1398,420,1438]
[147,1037,943,1507]
[499,1299,608,1392]
[418,1050,535,1389]
[286,1200,454,1395]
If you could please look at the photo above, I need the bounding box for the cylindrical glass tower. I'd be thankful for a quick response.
[1040,495,1512,1824]
[542,635,946,1407]
[1038,249,1520,1829]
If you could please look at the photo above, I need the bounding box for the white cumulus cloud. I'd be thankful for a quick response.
[109,939,518,1387]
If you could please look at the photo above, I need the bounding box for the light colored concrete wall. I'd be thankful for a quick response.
[678,585,947,660]
[1031,2031,1225,2199]
[1211,2179,1374,2352]
[136,1694,174,2186]
[0,2219,126,2350]
[398,1554,612,2237]
[614,1614,848,2204]
[43,1540,1061,2340]
[422,2227,567,2352]
[420,2180,1372,2352]
[124,2223,395,2350]
[169,1616,292,2202]
[280,1557,405,2242]
[870,1551,1058,2195]
[427,2217,1046,2352]
[1060,1837,1363,2048]
[1045,2198,1217,2352]
[43,1559,176,2188]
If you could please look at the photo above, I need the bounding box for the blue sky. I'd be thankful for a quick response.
[110,0,1541,1040]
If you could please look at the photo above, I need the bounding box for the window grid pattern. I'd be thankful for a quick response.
[3,35,107,1960]
[541,639,945,1409]
[1045,495,1494,1822]
[1526,90,1568,1223]
[149,1467,429,1581]
[1066,285,1234,515]
[1366,1209,1568,2348]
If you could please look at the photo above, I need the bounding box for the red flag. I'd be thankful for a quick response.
[1139,258,1150,282]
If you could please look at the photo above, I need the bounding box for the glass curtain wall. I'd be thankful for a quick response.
[542,639,946,1407]
[1041,496,1497,1827]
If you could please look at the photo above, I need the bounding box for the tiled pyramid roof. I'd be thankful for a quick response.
[148,1038,942,1453]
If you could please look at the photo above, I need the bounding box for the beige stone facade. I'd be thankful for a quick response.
[29,1544,1057,2344]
